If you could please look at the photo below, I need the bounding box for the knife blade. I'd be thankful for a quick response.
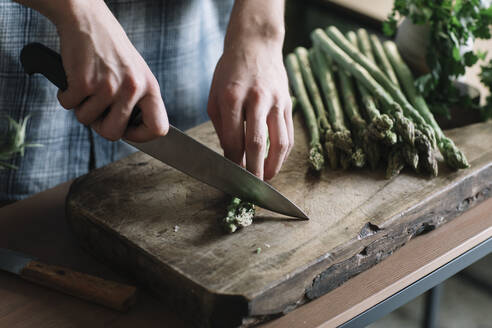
[20,43,309,220]
[0,247,137,311]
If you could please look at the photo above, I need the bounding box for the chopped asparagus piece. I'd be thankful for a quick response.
[222,197,255,233]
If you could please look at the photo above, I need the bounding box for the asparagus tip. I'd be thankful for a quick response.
[333,130,353,153]
[386,149,405,179]
[440,139,470,169]
[351,147,366,168]
[402,143,419,171]
[394,110,415,146]
[309,144,325,171]
[415,130,439,176]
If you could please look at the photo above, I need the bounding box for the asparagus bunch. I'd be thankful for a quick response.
[382,41,469,169]
[324,26,437,148]
[356,30,426,173]
[311,29,415,148]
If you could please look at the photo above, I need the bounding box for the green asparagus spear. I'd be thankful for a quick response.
[311,28,415,146]
[324,26,435,146]
[309,47,353,154]
[369,33,400,88]
[386,148,405,179]
[414,130,438,176]
[291,96,297,112]
[336,66,369,169]
[383,41,469,169]
[347,31,397,147]
[340,151,352,170]
[401,142,419,171]
[222,197,255,233]
[285,53,325,171]
[295,47,338,169]
[356,28,376,64]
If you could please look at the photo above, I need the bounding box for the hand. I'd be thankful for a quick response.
[207,41,294,181]
[54,0,168,142]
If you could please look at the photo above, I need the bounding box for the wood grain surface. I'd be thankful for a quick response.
[20,260,137,312]
[66,114,492,327]
[261,190,492,328]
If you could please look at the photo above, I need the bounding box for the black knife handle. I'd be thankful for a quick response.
[20,42,142,126]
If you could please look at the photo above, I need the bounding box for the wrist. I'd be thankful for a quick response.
[224,22,285,52]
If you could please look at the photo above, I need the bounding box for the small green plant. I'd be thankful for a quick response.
[0,115,43,170]
[383,0,492,119]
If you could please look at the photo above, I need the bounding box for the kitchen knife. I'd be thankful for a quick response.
[20,43,309,220]
[0,247,137,311]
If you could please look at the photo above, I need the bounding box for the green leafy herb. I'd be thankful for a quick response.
[383,0,492,118]
[0,115,43,170]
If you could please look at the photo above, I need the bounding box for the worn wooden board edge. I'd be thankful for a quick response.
[243,155,492,324]
[66,151,492,327]
[65,183,249,328]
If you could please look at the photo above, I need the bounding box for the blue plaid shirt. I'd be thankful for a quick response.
[0,0,233,201]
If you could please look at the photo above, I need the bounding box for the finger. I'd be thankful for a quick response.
[123,91,169,142]
[264,104,289,180]
[91,95,136,141]
[74,94,112,126]
[284,101,295,159]
[57,78,92,110]
[207,95,223,143]
[245,99,268,179]
[219,88,245,164]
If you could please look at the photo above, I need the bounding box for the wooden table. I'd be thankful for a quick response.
[1,180,491,327]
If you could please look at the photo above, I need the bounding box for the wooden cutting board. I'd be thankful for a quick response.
[66,114,492,327]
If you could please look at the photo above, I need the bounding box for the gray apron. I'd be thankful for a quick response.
[0,0,233,201]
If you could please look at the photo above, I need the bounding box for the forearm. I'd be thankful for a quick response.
[225,0,285,51]
[14,0,91,26]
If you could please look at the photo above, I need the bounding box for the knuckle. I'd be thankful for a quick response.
[122,74,141,96]
[270,103,283,117]
[78,77,94,95]
[101,78,118,97]
[248,85,267,103]
[276,137,289,153]
[247,134,266,152]
[222,84,242,107]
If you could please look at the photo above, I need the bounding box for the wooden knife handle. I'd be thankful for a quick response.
[20,260,137,312]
